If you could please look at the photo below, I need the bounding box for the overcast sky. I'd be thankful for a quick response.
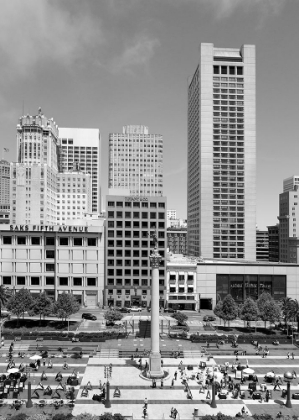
[1,0,299,229]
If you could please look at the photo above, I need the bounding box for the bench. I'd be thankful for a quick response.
[36,337,44,342]
[14,337,22,342]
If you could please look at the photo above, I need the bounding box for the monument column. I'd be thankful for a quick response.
[148,237,163,378]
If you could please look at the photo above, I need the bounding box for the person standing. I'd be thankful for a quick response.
[143,407,147,418]
[287,352,290,359]
[173,408,178,419]
[144,397,148,409]
[171,378,175,387]
[292,352,295,360]
[174,370,177,380]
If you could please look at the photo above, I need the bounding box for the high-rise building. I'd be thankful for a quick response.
[256,229,269,261]
[59,128,101,214]
[11,110,92,226]
[187,43,256,260]
[283,175,299,192]
[278,180,299,262]
[167,228,187,255]
[167,209,177,220]
[0,160,10,224]
[267,224,279,262]
[108,125,163,197]
[11,109,60,225]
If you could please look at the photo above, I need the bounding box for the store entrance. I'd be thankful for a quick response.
[131,296,141,307]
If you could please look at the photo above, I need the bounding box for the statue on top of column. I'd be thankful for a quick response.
[149,230,158,250]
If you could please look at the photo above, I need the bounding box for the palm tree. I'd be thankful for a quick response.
[0,285,10,317]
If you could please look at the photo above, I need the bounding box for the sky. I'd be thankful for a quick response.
[0,0,299,230]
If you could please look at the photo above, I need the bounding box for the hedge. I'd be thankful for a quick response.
[170,325,190,332]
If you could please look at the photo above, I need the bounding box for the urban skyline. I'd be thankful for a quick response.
[1,1,299,229]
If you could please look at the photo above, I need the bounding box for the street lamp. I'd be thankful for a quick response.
[284,371,293,408]
[210,381,217,408]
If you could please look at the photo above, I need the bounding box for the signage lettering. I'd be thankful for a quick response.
[125,197,148,202]
[10,225,89,233]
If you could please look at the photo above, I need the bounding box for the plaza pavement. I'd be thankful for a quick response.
[1,338,299,419]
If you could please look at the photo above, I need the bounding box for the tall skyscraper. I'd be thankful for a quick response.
[187,43,256,260]
[11,110,92,226]
[108,125,163,197]
[59,128,101,214]
[0,160,10,224]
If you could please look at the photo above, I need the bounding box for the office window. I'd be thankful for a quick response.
[2,236,12,245]
[46,237,55,246]
[87,278,96,286]
[31,277,40,286]
[46,264,55,272]
[17,277,26,285]
[2,276,11,285]
[59,237,69,246]
[73,277,82,286]
[74,237,83,246]
[46,277,54,285]
[17,236,26,245]
[46,250,55,259]
[31,237,40,245]
[87,238,97,246]
[59,277,68,286]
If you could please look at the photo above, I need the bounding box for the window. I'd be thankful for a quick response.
[17,236,26,245]
[142,279,148,286]
[31,277,40,286]
[46,237,55,246]
[87,278,96,286]
[2,236,12,245]
[125,289,131,295]
[214,66,220,74]
[46,250,55,259]
[170,287,176,293]
[2,276,11,285]
[31,237,40,245]
[87,238,97,246]
[73,277,82,286]
[237,67,243,75]
[59,277,68,286]
[17,277,26,285]
[46,277,54,285]
[74,237,83,246]
[108,278,114,285]
[46,264,54,272]
[108,221,114,228]
[59,237,69,246]
[221,66,227,75]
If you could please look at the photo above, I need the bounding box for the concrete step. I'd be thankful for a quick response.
[97,349,119,358]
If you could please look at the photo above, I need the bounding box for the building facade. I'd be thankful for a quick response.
[167,228,187,255]
[0,160,10,224]
[278,185,299,262]
[283,176,299,193]
[167,210,177,220]
[59,128,101,213]
[187,43,256,260]
[267,224,279,262]
[167,255,296,311]
[0,223,104,306]
[105,195,167,308]
[256,230,269,261]
[108,125,163,197]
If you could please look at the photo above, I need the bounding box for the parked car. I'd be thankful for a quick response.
[0,310,11,319]
[164,308,176,313]
[130,306,142,312]
[203,315,216,322]
[119,307,131,313]
[81,313,97,321]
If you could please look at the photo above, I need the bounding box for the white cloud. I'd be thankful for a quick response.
[0,0,103,80]
[111,34,160,74]
[199,0,287,19]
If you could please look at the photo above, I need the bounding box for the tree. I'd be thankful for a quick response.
[99,414,114,420]
[240,298,259,329]
[73,414,98,420]
[221,295,238,327]
[104,309,123,323]
[172,311,188,326]
[0,284,11,317]
[30,292,53,325]
[280,297,294,335]
[259,300,281,327]
[53,293,80,322]
[213,300,223,325]
[6,289,33,326]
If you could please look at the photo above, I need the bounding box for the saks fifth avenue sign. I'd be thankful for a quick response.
[10,225,89,232]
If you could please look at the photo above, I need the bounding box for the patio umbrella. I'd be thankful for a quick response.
[7,368,19,374]
[71,347,82,352]
[243,368,255,375]
[30,355,42,360]
[266,371,275,378]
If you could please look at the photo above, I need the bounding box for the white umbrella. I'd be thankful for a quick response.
[266,371,275,378]
[29,355,42,360]
[243,368,255,375]
[7,368,19,374]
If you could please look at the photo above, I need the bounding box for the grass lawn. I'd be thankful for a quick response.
[3,318,80,332]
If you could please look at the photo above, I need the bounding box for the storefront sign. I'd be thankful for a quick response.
[125,196,148,202]
[10,225,89,233]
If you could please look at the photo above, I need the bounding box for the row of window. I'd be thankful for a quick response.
[1,236,97,247]
[107,269,165,277]
[107,279,164,286]
[107,240,165,248]
[107,221,165,229]
[169,287,194,293]
[169,274,195,281]
[107,289,163,295]
[108,211,165,219]
[1,276,97,286]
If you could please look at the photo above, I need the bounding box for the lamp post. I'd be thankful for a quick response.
[210,381,217,408]
[284,371,293,408]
